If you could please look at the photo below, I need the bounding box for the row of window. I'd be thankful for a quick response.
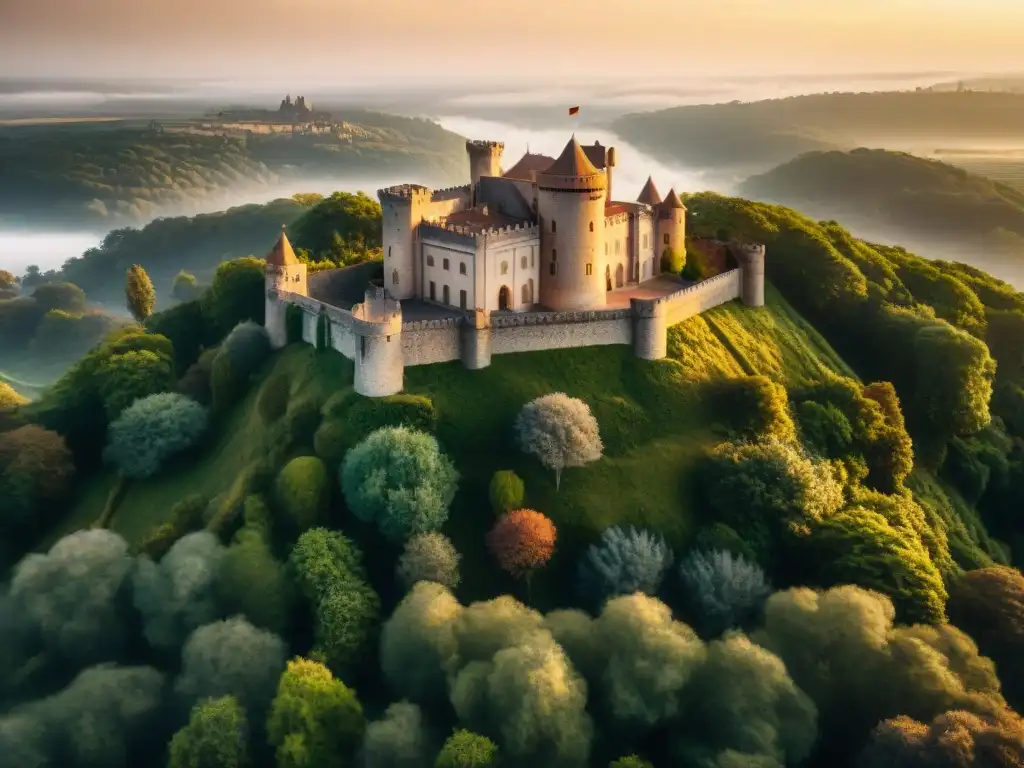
[424,249,538,276]
[426,255,469,275]
[425,281,536,309]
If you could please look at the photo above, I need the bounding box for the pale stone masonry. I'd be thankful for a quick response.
[264,133,766,397]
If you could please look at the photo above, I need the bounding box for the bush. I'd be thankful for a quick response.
[267,657,365,768]
[661,246,685,275]
[797,399,854,456]
[706,375,796,442]
[678,549,772,636]
[217,529,295,636]
[435,730,499,768]
[0,381,28,409]
[177,347,219,406]
[172,271,200,302]
[344,393,438,445]
[219,320,272,378]
[258,372,290,423]
[609,757,654,768]
[289,528,381,675]
[313,418,347,468]
[210,353,244,413]
[488,469,525,515]
[515,393,603,490]
[0,424,75,535]
[275,456,329,532]
[103,392,208,479]
[691,523,757,563]
[361,701,436,767]
[138,494,208,560]
[97,349,177,420]
[577,526,672,608]
[147,299,209,374]
[396,532,462,591]
[487,509,557,578]
[341,426,459,543]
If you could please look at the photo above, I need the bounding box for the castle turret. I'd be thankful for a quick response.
[351,287,404,397]
[606,146,617,202]
[536,136,608,310]
[466,140,504,205]
[264,226,307,348]
[379,184,432,301]
[655,188,686,275]
[730,242,766,307]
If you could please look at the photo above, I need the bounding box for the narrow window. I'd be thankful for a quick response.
[460,289,467,309]
[551,220,557,233]
[589,221,594,232]
[604,243,608,255]
[443,258,450,270]
[360,336,366,358]
[530,248,535,267]
[501,261,508,275]
[585,263,593,276]
[392,269,399,285]
[459,262,466,275]
[616,240,621,254]
[664,233,670,245]
[520,255,527,269]
[550,262,557,275]
[443,285,450,304]
[427,255,434,267]
[388,246,392,258]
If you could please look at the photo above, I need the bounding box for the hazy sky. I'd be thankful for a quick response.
[2,0,1024,83]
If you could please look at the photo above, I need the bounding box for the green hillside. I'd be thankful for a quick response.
[612,90,1024,172]
[57,283,850,604]
[740,148,1024,256]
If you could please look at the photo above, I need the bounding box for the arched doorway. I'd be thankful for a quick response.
[615,263,624,288]
[605,265,612,292]
[498,285,511,311]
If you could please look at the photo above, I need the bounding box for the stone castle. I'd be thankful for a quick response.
[264,135,766,398]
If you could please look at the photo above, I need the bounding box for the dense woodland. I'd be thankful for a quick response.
[1,190,1024,767]
[740,148,1024,257]
[613,90,1024,171]
[0,113,465,228]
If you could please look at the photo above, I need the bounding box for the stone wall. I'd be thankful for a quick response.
[401,317,462,366]
[308,261,383,308]
[661,269,741,326]
[492,314,632,355]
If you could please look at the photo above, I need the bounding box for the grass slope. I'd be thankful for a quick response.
[56,285,848,607]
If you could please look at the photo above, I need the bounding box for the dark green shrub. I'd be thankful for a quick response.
[344,394,438,448]
[705,375,795,442]
[313,419,347,468]
[660,246,684,275]
[218,527,295,635]
[103,392,208,478]
[202,256,266,338]
[258,373,291,424]
[797,400,854,457]
[488,470,525,515]
[322,389,356,420]
[275,456,329,533]
[146,298,208,374]
[219,320,272,377]
[97,349,177,420]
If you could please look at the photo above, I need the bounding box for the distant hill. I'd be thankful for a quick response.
[0,110,467,229]
[612,90,1024,175]
[738,149,1024,285]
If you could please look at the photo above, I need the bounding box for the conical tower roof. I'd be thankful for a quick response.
[266,225,299,267]
[637,176,662,206]
[545,135,602,177]
[661,188,685,210]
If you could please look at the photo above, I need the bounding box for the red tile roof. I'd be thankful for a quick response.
[503,152,555,181]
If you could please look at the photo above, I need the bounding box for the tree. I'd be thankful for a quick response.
[103,392,208,478]
[97,349,177,420]
[435,730,498,768]
[275,456,329,532]
[266,657,365,768]
[396,532,462,591]
[361,701,436,767]
[488,470,525,515]
[125,264,156,322]
[32,281,86,313]
[202,257,266,337]
[218,321,272,377]
[487,509,557,582]
[0,424,75,535]
[577,526,672,608]
[216,530,295,636]
[947,567,1024,711]
[168,695,249,768]
[678,549,772,636]
[860,709,1024,767]
[0,381,28,409]
[514,393,603,489]
[173,270,201,303]
[341,426,459,543]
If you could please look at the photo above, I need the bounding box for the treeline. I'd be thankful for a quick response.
[613,90,1024,170]
[686,192,1024,562]
[740,148,1024,254]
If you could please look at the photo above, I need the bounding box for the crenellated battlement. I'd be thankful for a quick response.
[431,184,472,202]
[491,307,632,328]
[474,221,541,242]
[419,221,476,246]
[604,212,629,226]
[466,139,504,152]
[402,316,464,331]
[378,184,432,203]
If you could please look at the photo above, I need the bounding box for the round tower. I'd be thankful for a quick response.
[466,140,504,197]
[730,242,766,307]
[351,288,404,397]
[536,136,608,310]
[655,188,686,275]
[264,226,307,348]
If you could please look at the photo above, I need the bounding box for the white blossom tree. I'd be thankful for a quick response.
[514,393,603,490]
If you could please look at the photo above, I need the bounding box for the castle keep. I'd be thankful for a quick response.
[265,134,766,397]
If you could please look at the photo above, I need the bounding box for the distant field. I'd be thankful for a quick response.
[933,152,1024,193]
[0,116,127,126]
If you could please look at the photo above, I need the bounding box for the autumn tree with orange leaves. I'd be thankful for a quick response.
[486,509,556,597]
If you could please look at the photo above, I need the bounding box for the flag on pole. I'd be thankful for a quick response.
[568,106,580,116]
